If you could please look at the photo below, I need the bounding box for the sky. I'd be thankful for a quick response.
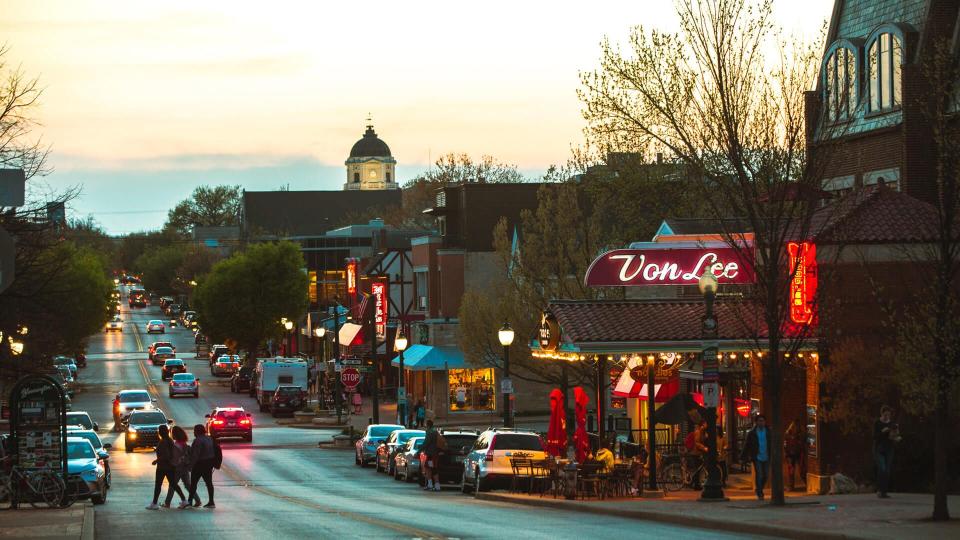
[1,0,834,234]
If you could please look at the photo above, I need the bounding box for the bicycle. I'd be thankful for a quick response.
[0,463,66,509]
[659,454,706,492]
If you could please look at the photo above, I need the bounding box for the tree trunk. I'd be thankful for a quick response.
[932,382,951,520]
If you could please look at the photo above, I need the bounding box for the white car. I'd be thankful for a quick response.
[146,320,165,334]
[460,429,547,494]
[105,316,123,333]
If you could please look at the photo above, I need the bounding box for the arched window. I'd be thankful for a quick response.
[353,172,360,182]
[824,46,857,122]
[867,32,903,112]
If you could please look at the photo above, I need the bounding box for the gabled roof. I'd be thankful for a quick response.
[811,185,937,243]
[242,189,402,237]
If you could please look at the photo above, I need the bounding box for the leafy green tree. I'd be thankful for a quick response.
[193,241,308,361]
[164,185,242,236]
[133,245,185,295]
[115,229,180,273]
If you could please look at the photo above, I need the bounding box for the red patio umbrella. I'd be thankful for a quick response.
[572,386,590,463]
[545,389,567,457]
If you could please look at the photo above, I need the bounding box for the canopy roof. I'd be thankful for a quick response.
[390,345,467,371]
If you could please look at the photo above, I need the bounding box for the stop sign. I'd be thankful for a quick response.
[341,367,361,390]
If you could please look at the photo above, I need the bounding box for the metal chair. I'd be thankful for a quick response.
[509,458,533,493]
[577,462,603,500]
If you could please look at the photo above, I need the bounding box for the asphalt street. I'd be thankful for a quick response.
[72,286,770,539]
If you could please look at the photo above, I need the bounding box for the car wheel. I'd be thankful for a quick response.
[474,469,486,496]
[169,392,174,398]
[245,434,252,442]
[91,484,107,505]
[194,392,199,398]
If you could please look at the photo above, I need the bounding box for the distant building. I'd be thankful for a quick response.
[344,121,398,191]
[192,226,240,257]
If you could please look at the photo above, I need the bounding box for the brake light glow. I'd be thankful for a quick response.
[239,419,251,425]
[485,435,496,461]
[212,419,225,426]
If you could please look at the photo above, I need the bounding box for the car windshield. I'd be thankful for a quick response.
[129,412,166,425]
[149,320,162,324]
[369,426,402,438]
[444,435,478,449]
[112,316,121,322]
[172,374,195,382]
[410,438,424,450]
[164,360,184,366]
[154,343,173,349]
[67,441,95,459]
[397,431,425,444]
[216,410,246,420]
[493,434,543,451]
[155,347,173,355]
[66,414,93,429]
[276,387,300,395]
[72,432,102,450]
[119,392,150,403]
[217,358,234,364]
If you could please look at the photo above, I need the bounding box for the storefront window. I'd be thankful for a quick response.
[447,368,496,412]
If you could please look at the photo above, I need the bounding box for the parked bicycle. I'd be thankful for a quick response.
[0,460,66,509]
[659,454,706,492]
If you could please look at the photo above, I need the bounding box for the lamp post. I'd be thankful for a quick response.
[315,326,326,411]
[498,322,515,428]
[331,302,344,425]
[395,327,408,427]
[283,319,294,356]
[699,271,726,501]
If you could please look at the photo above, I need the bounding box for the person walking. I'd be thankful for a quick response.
[167,426,196,509]
[188,424,219,508]
[873,405,899,498]
[420,419,441,491]
[146,424,183,510]
[414,399,426,428]
[784,421,803,491]
[742,414,771,500]
[351,391,363,415]
[717,425,728,487]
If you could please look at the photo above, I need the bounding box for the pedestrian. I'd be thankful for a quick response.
[188,424,219,508]
[717,425,728,487]
[419,419,442,492]
[167,426,196,509]
[784,421,803,491]
[684,420,708,489]
[352,391,362,415]
[873,405,899,498]
[414,399,426,428]
[146,424,183,510]
[742,413,771,500]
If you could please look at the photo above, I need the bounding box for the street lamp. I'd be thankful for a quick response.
[314,326,326,412]
[282,319,294,356]
[395,327,409,427]
[498,322,515,428]
[698,270,726,501]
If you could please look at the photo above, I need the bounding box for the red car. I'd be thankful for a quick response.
[205,407,253,442]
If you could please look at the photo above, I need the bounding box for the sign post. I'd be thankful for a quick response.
[341,367,361,391]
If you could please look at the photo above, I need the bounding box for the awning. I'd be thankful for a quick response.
[338,323,364,347]
[636,378,680,403]
[390,345,467,371]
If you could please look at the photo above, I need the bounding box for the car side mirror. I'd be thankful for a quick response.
[167,419,174,424]
[93,423,99,431]
[103,443,112,450]
[151,398,158,402]
[204,414,211,418]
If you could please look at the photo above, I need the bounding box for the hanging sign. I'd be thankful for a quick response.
[346,260,357,295]
[584,245,755,287]
[372,281,387,340]
[538,312,561,351]
[787,242,817,325]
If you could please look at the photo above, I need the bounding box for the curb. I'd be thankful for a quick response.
[81,504,95,540]
[474,493,863,540]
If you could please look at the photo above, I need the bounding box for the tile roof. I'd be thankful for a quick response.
[547,300,767,344]
[811,185,938,243]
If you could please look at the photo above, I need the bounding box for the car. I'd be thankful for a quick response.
[75,353,87,368]
[169,372,200,398]
[432,429,479,485]
[67,428,112,486]
[394,436,425,482]
[181,310,197,325]
[211,355,240,377]
[125,409,171,453]
[460,429,546,494]
[208,345,229,366]
[205,407,253,442]
[128,289,147,308]
[161,359,186,381]
[145,320,165,334]
[159,296,173,310]
[105,315,123,333]
[66,437,109,504]
[376,429,425,475]
[230,365,254,393]
[152,346,175,366]
[55,356,79,380]
[54,366,75,397]
[148,341,175,363]
[354,424,404,467]
[66,411,99,432]
[269,385,305,417]
[112,389,156,429]
[166,304,181,318]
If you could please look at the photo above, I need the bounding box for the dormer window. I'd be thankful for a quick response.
[824,46,857,122]
[867,32,903,112]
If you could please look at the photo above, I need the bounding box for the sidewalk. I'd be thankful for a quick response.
[0,503,94,539]
[476,488,959,540]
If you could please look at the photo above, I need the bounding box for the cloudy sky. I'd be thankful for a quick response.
[2,0,833,233]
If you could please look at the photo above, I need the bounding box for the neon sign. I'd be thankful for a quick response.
[372,281,387,340]
[346,260,357,295]
[787,242,817,325]
[584,246,755,287]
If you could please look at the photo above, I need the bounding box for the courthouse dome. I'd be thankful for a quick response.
[349,125,392,158]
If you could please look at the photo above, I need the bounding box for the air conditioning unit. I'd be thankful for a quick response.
[417,296,428,310]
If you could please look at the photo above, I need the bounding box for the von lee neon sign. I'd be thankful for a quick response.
[584,245,755,287]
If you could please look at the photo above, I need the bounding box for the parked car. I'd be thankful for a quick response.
[460,429,546,494]
[211,355,240,377]
[112,390,156,429]
[66,428,111,486]
[205,407,253,442]
[270,385,305,417]
[55,356,78,380]
[230,365,254,393]
[161,359,186,381]
[66,411,99,432]
[394,436,425,482]
[105,315,123,333]
[145,320,165,334]
[66,437,109,504]
[354,424,404,467]
[376,429,425,475]
[151,346,175,367]
[148,342,175,363]
[168,372,199,398]
[124,409,172,453]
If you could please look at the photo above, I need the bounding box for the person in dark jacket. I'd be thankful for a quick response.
[147,424,184,510]
[873,405,898,498]
[167,426,196,508]
[419,420,441,492]
[188,424,217,508]
[741,414,771,500]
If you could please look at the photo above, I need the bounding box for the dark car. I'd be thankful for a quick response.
[434,429,479,485]
[75,353,87,368]
[148,342,175,364]
[124,409,171,453]
[230,365,254,393]
[166,304,181,318]
[161,359,186,381]
[128,289,147,308]
[205,407,253,442]
[270,385,305,417]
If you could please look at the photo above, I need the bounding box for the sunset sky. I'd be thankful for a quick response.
[2,0,834,233]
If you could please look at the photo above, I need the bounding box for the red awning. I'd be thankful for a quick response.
[635,378,679,403]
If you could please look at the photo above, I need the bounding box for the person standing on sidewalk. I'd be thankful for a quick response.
[420,419,441,491]
[188,424,218,508]
[352,391,363,415]
[414,399,426,428]
[742,414,771,500]
[784,421,803,491]
[147,424,183,510]
[873,405,899,498]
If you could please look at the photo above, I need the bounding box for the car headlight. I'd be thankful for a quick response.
[127,426,137,434]
[80,468,99,481]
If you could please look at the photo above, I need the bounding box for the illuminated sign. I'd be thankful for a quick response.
[787,242,817,325]
[538,313,561,351]
[372,281,387,340]
[584,245,755,287]
[346,260,357,295]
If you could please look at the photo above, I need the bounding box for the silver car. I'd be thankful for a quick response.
[394,436,424,483]
[66,437,108,504]
[354,424,403,466]
[461,429,547,494]
[168,373,200,398]
[67,428,111,486]
[66,411,99,432]
[113,389,156,430]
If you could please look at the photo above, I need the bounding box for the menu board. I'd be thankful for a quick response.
[11,377,67,471]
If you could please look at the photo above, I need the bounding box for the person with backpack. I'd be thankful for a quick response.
[419,419,444,491]
[187,424,220,508]
[146,424,184,510]
[167,426,197,509]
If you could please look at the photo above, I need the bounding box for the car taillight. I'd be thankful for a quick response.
[239,419,251,425]
[213,419,225,426]
[486,436,496,461]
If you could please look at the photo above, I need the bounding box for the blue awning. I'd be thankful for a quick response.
[390,345,467,371]
[320,306,351,331]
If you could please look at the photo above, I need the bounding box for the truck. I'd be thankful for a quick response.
[253,357,309,412]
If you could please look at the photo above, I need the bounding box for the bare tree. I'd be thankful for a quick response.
[579,0,829,505]
[0,44,50,187]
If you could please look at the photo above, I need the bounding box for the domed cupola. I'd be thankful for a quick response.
[344,118,398,191]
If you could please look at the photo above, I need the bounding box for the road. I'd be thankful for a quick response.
[72,287,768,539]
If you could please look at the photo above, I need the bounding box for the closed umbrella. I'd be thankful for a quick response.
[573,386,590,463]
[545,389,567,457]
[653,392,705,425]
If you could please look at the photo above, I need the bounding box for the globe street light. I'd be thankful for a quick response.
[698,270,726,501]
[395,327,409,426]
[283,319,294,356]
[498,322,515,427]
[314,326,327,411]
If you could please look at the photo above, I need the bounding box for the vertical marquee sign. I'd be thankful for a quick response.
[372,281,387,341]
[787,242,817,326]
[346,260,357,296]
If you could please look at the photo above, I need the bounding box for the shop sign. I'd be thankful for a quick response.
[346,260,357,295]
[372,281,387,340]
[584,245,755,287]
[538,312,561,351]
[788,242,817,325]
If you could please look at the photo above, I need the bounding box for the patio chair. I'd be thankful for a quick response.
[510,458,533,493]
[607,463,633,498]
[577,461,604,500]
[530,459,553,496]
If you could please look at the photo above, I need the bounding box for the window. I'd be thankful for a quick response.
[448,368,496,412]
[824,46,857,122]
[868,32,903,112]
[386,172,391,182]
[414,271,428,310]
[353,172,359,182]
